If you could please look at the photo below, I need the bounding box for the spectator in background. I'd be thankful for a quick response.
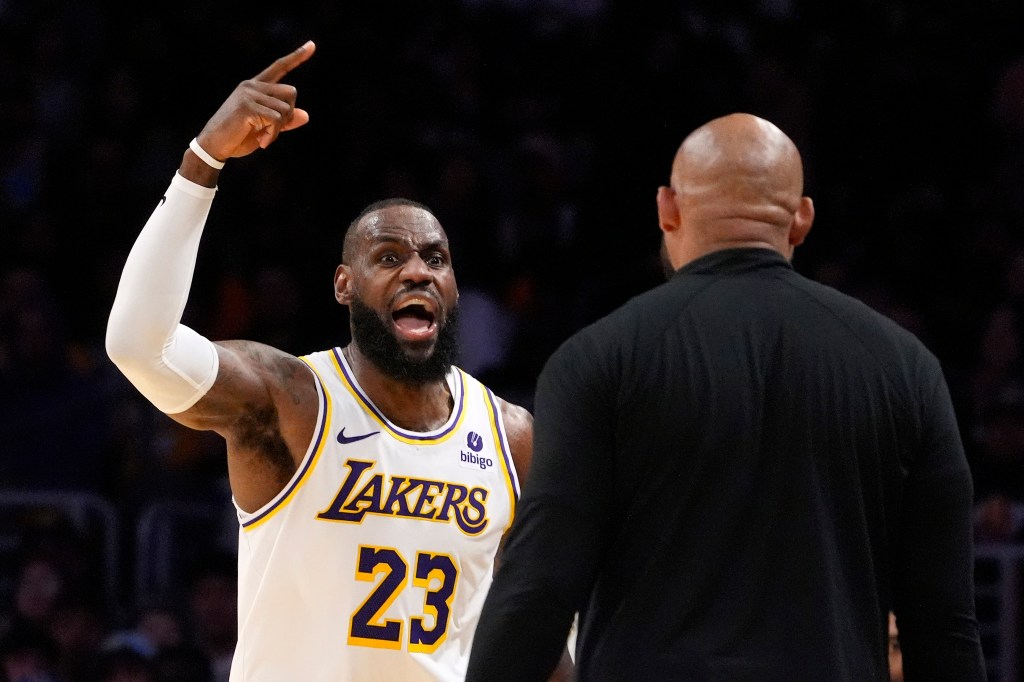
[152,644,213,682]
[94,646,154,682]
[971,382,1024,542]
[0,626,61,682]
[990,56,1024,219]
[0,517,109,682]
[132,601,186,655]
[967,305,1023,424]
[184,553,236,682]
[48,592,107,682]
[0,267,118,493]
[98,599,206,682]
[7,551,67,640]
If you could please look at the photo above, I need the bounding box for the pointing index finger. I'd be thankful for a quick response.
[255,40,316,84]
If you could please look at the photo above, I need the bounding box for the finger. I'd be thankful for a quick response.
[246,99,293,140]
[245,82,299,110]
[247,99,309,147]
[247,88,297,123]
[280,108,310,132]
[255,40,316,84]
[258,113,308,149]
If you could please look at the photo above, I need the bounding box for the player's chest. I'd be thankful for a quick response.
[311,425,511,536]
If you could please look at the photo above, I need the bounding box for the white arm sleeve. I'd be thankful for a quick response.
[105,172,220,414]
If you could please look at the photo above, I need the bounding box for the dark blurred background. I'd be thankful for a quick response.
[1,0,1023,680]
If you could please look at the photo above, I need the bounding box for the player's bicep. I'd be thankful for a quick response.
[172,340,289,433]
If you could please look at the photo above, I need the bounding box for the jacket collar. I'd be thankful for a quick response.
[672,247,793,278]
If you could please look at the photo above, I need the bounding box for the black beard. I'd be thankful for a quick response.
[348,296,460,385]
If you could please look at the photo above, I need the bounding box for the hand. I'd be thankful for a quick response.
[195,40,316,161]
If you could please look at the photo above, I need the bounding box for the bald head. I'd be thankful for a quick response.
[672,113,804,209]
[656,113,814,271]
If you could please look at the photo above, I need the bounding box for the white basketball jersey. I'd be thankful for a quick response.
[228,348,520,681]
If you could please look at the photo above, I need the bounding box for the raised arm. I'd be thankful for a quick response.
[105,42,319,511]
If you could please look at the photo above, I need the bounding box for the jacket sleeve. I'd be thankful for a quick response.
[467,332,614,681]
[894,361,986,681]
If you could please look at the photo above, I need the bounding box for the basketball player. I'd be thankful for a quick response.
[105,41,534,681]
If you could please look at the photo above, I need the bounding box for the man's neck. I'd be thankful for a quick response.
[342,345,454,432]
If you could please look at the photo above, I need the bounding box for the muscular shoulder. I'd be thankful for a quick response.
[496,396,533,483]
[207,340,313,404]
[217,340,313,390]
[182,340,319,448]
[192,340,321,512]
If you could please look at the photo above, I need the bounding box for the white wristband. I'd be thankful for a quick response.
[189,137,226,169]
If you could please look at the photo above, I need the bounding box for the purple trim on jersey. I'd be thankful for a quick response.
[331,346,465,441]
[241,375,330,528]
[485,388,520,500]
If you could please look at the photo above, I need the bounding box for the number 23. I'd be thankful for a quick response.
[349,545,459,653]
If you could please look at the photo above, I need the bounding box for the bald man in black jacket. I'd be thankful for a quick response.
[467,113,985,681]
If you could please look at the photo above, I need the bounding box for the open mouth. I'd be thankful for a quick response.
[392,297,438,341]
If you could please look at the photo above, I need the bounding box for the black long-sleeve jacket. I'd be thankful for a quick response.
[468,247,985,682]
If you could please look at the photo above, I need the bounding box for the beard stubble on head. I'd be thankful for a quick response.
[348,296,460,384]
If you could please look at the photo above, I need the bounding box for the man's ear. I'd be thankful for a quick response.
[334,264,353,305]
[789,196,814,246]
[656,186,681,234]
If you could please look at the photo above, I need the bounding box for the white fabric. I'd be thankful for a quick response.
[105,172,220,414]
[568,613,578,663]
[230,348,520,681]
[190,137,226,169]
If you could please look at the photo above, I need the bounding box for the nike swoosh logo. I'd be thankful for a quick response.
[158,195,167,207]
[337,427,380,445]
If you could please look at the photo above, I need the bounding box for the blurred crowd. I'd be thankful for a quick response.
[1,0,1023,679]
